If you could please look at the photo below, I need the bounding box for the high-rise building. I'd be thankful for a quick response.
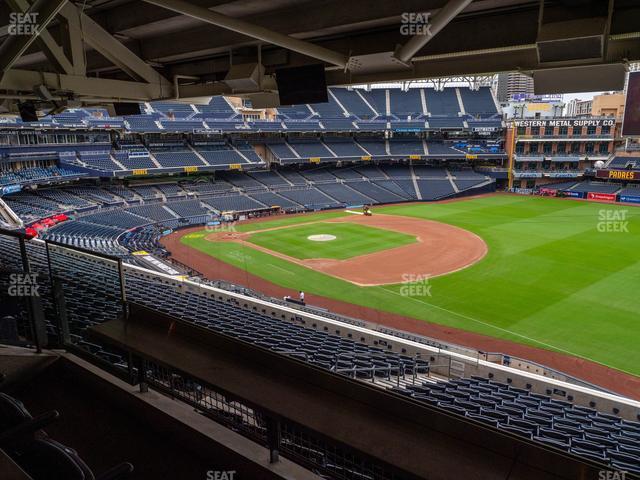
[565,98,593,117]
[494,72,535,102]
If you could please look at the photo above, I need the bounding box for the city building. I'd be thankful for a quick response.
[565,98,593,117]
[505,117,619,189]
[591,92,625,118]
[494,72,535,102]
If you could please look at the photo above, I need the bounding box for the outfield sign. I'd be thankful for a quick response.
[620,194,640,204]
[132,169,148,176]
[229,164,242,170]
[409,154,421,160]
[183,166,198,173]
[595,169,640,181]
[360,155,372,161]
[465,154,478,160]
[309,157,321,163]
[563,191,584,198]
[587,192,617,202]
[514,119,615,128]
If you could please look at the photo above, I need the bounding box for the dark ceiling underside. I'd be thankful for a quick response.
[0,0,638,103]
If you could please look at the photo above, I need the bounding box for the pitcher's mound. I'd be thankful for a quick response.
[308,234,337,242]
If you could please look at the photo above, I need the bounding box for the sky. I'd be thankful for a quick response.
[562,92,605,103]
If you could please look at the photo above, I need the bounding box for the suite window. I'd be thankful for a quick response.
[587,126,597,135]
[601,125,610,135]
[531,126,540,136]
[559,126,568,136]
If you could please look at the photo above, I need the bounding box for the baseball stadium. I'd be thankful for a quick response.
[1,1,640,480]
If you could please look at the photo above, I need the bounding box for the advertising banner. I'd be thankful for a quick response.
[0,184,21,195]
[514,119,615,128]
[545,172,580,178]
[563,191,584,198]
[587,192,617,202]
[619,195,640,204]
[595,169,640,181]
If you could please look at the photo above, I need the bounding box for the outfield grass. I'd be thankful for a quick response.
[246,222,416,260]
[180,196,640,376]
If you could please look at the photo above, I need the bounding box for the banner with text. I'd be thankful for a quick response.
[595,169,640,181]
[587,192,617,202]
[620,195,640,204]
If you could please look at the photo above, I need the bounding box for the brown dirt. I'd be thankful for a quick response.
[204,214,487,286]
[160,199,640,400]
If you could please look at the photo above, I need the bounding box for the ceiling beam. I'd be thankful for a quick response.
[5,1,544,73]
[0,68,171,101]
[0,0,67,76]
[6,0,73,75]
[142,0,350,68]
[59,2,85,75]
[58,3,169,86]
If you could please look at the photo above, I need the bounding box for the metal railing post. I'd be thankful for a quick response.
[266,416,281,464]
[45,242,71,348]
[18,236,45,353]
[117,258,129,320]
[136,356,148,393]
[51,279,70,346]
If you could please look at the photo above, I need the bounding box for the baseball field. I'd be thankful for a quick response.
[176,195,640,377]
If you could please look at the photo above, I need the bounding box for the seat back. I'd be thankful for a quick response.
[18,438,95,480]
[0,393,32,431]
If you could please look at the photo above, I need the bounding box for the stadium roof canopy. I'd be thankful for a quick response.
[0,0,639,105]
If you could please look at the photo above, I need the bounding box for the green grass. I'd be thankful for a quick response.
[246,222,416,260]
[180,196,640,376]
